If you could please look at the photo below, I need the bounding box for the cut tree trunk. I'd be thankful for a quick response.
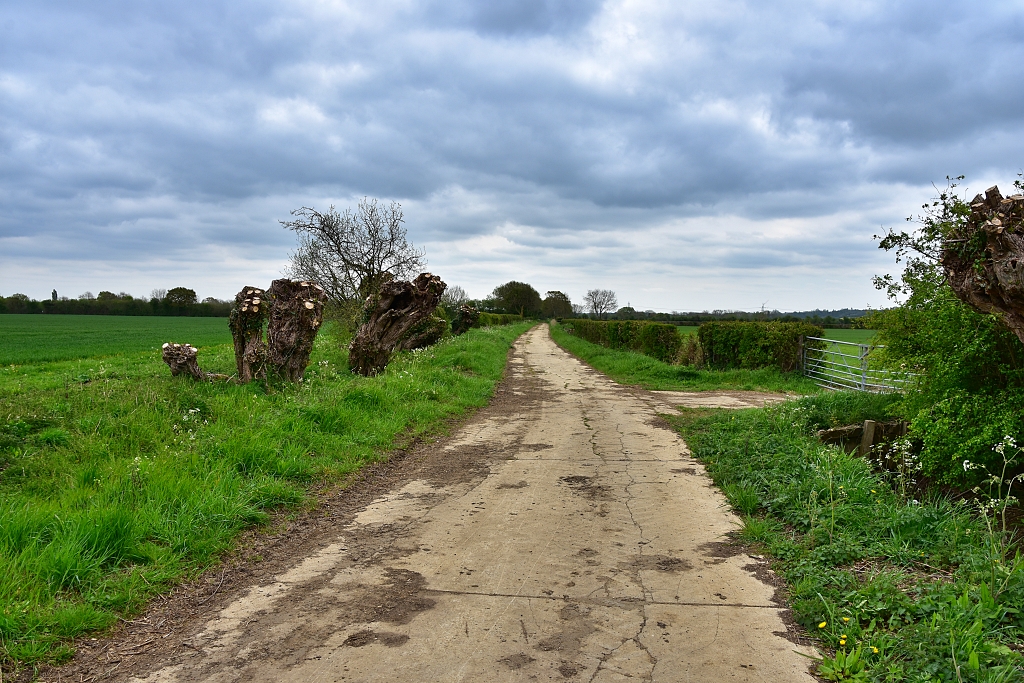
[266,279,328,381]
[942,186,1024,344]
[161,343,230,382]
[396,315,448,351]
[451,304,479,335]
[228,286,268,382]
[348,273,447,376]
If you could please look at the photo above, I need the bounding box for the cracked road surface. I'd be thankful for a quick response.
[128,325,815,682]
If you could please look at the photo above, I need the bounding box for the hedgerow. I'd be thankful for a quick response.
[560,319,681,363]
[698,321,823,371]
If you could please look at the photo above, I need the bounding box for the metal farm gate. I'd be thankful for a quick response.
[801,336,914,393]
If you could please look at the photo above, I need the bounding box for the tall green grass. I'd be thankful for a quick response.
[0,322,532,668]
[0,315,232,365]
[669,393,1024,681]
[549,322,817,393]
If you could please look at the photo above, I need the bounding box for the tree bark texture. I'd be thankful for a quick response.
[348,273,447,376]
[266,279,328,381]
[161,343,205,380]
[942,186,1024,344]
[229,286,269,382]
[396,315,448,351]
[451,304,479,336]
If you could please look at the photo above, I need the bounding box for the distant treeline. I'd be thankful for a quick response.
[0,289,232,317]
[601,308,868,328]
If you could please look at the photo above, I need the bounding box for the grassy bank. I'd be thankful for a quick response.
[549,322,817,393]
[0,314,232,365]
[668,395,1023,682]
[0,322,532,669]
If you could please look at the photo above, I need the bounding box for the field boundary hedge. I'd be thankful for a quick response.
[698,321,823,371]
[561,319,681,363]
[474,312,524,327]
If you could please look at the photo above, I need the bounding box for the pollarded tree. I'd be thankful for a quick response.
[542,291,573,317]
[281,198,426,303]
[491,281,542,317]
[584,288,617,319]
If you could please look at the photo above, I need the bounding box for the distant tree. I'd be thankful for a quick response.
[151,288,167,301]
[78,291,95,300]
[542,291,573,317]
[97,291,118,301]
[165,287,198,306]
[491,281,542,317]
[584,289,617,319]
[615,306,636,319]
[51,289,57,302]
[202,297,221,304]
[571,302,586,316]
[282,198,425,303]
[441,285,468,310]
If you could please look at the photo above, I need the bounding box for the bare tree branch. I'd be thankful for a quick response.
[281,198,426,303]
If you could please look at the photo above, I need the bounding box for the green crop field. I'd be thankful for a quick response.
[0,315,232,365]
[0,319,532,668]
[820,328,876,344]
[676,325,699,337]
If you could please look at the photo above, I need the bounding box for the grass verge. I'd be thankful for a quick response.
[549,322,818,393]
[667,392,1023,682]
[0,322,532,671]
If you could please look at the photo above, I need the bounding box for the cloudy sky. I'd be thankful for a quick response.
[2,0,1022,311]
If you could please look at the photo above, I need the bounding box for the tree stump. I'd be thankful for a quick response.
[451,304,479,335]
[161,343,229,382]
[397,315,448,351]
[942,186,1024,344]
[229,286,268,382]
[161,343,205,380]
[266,279,328,381]
[348,273,447,376]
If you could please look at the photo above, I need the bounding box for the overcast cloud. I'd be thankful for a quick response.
[2,0,1022,311]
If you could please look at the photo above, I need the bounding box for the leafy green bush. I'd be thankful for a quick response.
[872,178,1024,486]
[474,312,524,327]
[697,321,823,371]
[560,319,681,363]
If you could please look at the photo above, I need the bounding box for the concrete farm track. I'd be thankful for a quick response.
[50,325,815,683]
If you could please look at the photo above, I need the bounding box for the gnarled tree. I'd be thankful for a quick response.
[941,185,1024,344]
[228,286,269,382]
[349,273,447,376]
[266,279,328,381]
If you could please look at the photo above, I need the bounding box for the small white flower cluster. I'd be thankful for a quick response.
[994,435,1018,456]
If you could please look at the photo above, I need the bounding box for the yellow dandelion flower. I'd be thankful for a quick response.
[841,634,847,639]
[840,640,846,646]
[818,621,827,628]
[872,647,879,654]
[871,490,876,493]
[842,617,850,623]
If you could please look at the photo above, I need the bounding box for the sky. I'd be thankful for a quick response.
[2,0,1023,312]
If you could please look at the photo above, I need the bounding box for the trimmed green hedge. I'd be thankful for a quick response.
[697,321,822,371]
[474,312,524,327]
[561,319,682,363]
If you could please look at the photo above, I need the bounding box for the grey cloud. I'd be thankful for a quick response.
[1,0,1020,307]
